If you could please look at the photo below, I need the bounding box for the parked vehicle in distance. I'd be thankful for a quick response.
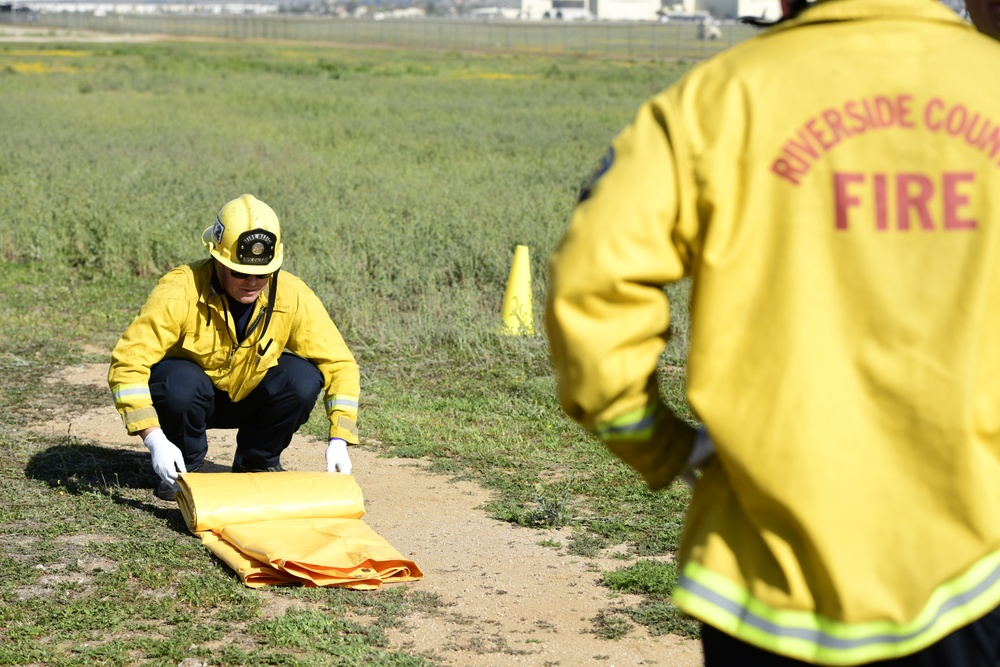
[699,18,721,40]
[658,10,722,40]
[542,4,596,20]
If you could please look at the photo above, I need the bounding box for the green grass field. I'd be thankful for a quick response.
[0,40,699,664]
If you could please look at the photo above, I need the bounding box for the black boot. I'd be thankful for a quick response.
[231,461,285,473]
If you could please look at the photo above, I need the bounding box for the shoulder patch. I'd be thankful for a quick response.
[577,146,616,204]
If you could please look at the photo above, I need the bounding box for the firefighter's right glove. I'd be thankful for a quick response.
[325,438,353,475]
[680,428,716,489]
[143,428,187,484]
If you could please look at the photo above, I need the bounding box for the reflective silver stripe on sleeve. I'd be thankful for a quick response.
[112,385,152,402]
[326,396,358,409]
[326,395,359,416]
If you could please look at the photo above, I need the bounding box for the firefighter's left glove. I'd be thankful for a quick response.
[143,428,187,484]
[326,438,353,474]
[680,428,716,489]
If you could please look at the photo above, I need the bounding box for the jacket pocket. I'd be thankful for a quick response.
[180,327,228,371]
[255,338,280,371]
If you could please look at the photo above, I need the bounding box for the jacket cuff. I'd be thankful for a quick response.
[124,410,161,436]
[328,414,359,444]
[603,409,697,490]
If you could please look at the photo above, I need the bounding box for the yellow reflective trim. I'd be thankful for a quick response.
[326,394,359,417]
[674,552,1000,665]
[112,383,151,403]
[595,403,662,441]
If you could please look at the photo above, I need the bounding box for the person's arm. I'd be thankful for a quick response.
[546,98,701,491]
[108,276,188,436]
[108,273,190,483]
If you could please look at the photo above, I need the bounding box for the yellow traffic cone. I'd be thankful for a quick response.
[501,245,534,336]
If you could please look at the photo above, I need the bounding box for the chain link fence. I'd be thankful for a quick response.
[5,11,758,60]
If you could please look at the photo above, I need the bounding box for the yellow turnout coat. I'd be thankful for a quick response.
[109,258,360,443]
[546,0,1000,663]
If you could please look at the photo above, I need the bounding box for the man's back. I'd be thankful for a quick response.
[546,0,1000,662]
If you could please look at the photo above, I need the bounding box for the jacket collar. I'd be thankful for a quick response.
[778,0,969,30]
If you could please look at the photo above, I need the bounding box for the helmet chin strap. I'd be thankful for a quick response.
[212,261,280,347]
[260,269,278,341]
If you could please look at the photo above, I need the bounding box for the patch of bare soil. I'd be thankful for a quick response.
[36,363,704,667]
[0,25,169,42]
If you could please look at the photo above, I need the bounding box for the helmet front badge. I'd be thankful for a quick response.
[236,229,277,266]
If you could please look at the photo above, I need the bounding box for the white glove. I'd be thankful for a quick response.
[143,428,187,484]
[326,438,353,474]
[681,428,716,489]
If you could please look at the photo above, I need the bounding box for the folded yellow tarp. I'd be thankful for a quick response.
[176,471,423,589]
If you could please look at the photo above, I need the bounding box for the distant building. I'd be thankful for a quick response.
[521,0,661,21]
[520,0,777,22]
[519,0,583,20]
[470,5,520,18]
[372,5,424,17]
[24,1,279,13]
[660,0,696,11]
[699,0,780,20]
[593,0,659,20]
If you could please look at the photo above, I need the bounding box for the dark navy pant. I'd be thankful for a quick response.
[702,603,1000,666]
[148,354,323,471]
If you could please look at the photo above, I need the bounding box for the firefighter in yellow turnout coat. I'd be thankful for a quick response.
[109,195,359,500]
[546,1,1000,664]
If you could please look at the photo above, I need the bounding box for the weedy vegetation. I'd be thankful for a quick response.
[0,38,700,665]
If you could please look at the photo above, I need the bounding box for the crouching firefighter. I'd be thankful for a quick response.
[108,194,359,500]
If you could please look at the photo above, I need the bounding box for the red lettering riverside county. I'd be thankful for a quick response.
[771,95,916,186]
[771,96,1000,186]
[833,171,977,232]
[923,98,1000,160]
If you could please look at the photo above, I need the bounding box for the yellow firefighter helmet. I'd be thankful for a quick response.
[201,194,284,275]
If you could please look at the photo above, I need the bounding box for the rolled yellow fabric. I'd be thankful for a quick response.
[175,471,422,589]
[177,471,365,532]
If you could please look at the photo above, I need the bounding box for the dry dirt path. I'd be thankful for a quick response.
[0,25,169,42]
[37,363,704,667]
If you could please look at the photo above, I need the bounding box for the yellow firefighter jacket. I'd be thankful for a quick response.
[109,259,360,443]
[546,0,1000,663]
